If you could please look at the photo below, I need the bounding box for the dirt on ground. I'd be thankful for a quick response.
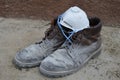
[0,18,120,80]
[0,0,120,26]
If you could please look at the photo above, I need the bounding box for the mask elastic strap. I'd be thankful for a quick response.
[57,15,75,43]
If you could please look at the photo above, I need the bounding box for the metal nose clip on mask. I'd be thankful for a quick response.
[57,6,90,43]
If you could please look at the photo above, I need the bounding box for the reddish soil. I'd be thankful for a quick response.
[0,0,120,26]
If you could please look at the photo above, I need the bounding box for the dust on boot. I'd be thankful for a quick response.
[13,18,65,68]
[40,6,102,77]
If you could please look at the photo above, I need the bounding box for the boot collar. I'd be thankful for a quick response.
[72,17,102,45]
[83,17,102,35]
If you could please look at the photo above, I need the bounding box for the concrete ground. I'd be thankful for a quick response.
[0,18,120,80]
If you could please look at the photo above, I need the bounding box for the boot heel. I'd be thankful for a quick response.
[91,49,101,59]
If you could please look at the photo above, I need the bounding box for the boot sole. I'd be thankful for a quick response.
[40,46,102,77]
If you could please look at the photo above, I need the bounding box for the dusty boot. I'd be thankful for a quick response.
[40,17,102,77]
[13,18,65,68]
[40,6,102,77]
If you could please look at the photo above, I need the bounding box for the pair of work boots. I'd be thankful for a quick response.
[13,16,102,77]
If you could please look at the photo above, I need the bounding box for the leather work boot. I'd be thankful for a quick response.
[40,17,102,77]
[13,18,65,68]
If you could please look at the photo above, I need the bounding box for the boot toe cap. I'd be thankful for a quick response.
[40,54,75,77]
[14,49,41,68]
